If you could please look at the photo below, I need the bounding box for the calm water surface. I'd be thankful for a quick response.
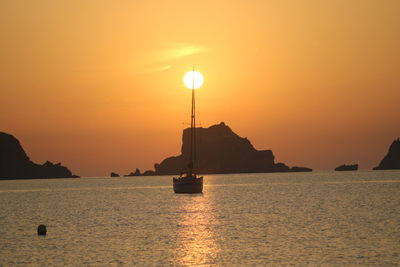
[1,171,399,266]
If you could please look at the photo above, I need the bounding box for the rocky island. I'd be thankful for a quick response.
[124,168,142,177]
[373,138,400,170]
[335,164,358,171]
[124,169,155,177]
[154,122,312,175]
[0,132,79,179]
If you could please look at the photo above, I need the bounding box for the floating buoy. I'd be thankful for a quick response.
[37,224,47,235]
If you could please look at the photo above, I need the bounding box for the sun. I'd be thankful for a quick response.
[184,70,204,90]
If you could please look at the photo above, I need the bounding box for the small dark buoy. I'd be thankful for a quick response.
[37,224,47,235]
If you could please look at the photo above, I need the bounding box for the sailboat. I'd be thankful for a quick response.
[173,70,204,194]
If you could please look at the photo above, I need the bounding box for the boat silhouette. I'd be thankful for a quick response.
[173,70,204,194]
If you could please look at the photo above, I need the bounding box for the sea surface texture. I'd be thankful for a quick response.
[0,171,399,266]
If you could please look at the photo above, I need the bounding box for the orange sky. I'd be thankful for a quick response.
[1,0,399,176]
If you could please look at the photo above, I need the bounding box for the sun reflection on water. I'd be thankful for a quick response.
[174,193,219,266]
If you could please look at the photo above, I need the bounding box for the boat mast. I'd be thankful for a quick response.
[189,68,196,174]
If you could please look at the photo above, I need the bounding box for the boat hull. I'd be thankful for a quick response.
[173,176,203,194]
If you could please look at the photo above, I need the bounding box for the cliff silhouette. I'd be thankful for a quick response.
[0,132,79,179]
[154,122,312,175]
[374,138,400,170]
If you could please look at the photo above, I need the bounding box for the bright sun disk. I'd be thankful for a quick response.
[184,70,203,89]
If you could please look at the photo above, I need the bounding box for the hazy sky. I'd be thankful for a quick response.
[1,0,399,176]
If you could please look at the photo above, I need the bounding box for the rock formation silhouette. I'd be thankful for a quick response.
[0,132,79,179]
[124,168,142,177]
[335,164,358,171]
[154,122,312,175]
[290,166,313,172]
[374,138,400,170]
[124,168,155,176]
[142,170,156,176]
[110,172,120,177]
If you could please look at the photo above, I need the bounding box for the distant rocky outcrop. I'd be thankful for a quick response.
[142,170,155,176]
[335,164,358,171]
[124,168,156,177]
[373,138,400,170]
[124,168,142,177]
[0,132,79,179]
[110,172,120,177]
[290,166,313,172]
[154,122,312,175]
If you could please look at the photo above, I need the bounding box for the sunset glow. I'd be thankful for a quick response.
[0,1,399,176]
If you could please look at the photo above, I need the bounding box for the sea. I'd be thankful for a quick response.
[0,171,399,266]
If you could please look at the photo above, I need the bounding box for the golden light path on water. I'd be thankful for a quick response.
[1,172,400,265]
[174,193,219,266]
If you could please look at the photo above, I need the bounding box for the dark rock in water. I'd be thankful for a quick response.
[274,164,312,172]
[133,168,141,176]
[142,170,155,176]
[154,122,312,175]
[335,164,358,171]
[273,162,291,172]
[290,166,313,172]
[124,168,141,177]
[110,172,120,177]
[0,132,79,179]
[37,224,47,235]
[124,169,154,176]
[374,138,400,170]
